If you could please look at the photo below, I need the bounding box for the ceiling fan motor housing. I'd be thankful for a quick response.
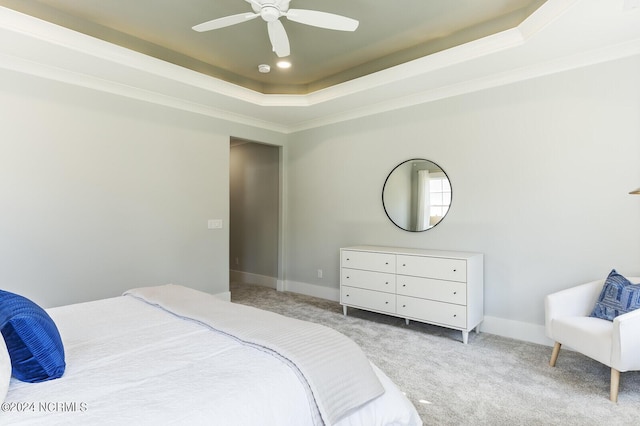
[250,0,291,17]
[260,6,281,22]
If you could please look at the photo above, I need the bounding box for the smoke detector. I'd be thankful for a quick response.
[258,64,271,73]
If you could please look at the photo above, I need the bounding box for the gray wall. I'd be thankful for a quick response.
[2,44,639,343]
[230,142,280,279]
[285,54,640,331]
[0,68,284,308]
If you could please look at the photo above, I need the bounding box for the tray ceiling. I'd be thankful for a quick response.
[0,0,547,94]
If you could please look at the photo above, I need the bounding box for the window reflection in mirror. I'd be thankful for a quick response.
[382,159,452,232]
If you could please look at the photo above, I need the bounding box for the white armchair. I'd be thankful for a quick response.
[544,277,640,402]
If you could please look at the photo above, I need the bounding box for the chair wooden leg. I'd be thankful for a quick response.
[549,342,561,367]
[610,368,620,403]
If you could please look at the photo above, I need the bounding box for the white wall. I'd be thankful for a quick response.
[0,68,285,308]
[284,54,640,343]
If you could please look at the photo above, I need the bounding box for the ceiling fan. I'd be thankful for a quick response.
[192,0,359,58]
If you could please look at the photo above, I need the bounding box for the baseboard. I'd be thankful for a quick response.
[480,316,554,347]
[230,270,277,289]
[214,291,231,302]
[282,280,340,302]
[280,280,554,347]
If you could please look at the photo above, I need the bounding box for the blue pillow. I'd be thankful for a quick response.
[0,290,65,382]
[590,270,640,321]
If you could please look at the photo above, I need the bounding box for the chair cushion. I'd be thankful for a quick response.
[590,270,640,321]
[0,290,65,383]
[552,316,613,366]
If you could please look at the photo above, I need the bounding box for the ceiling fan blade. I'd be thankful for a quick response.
[192,12,259,32]
[285,9,359,31]
[245,0,263,10]
[267,20,290,57]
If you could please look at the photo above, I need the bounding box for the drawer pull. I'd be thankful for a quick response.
[402,304,406,308]
[385,262,389,265]
[453,314,457,317]
[453,269,457,272]
[385,301,389,304]
[453,291,457,295]
[402,284,406,287]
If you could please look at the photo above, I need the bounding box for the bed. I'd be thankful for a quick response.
[1,284,422,425]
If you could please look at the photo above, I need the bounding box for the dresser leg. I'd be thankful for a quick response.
[343,305,347,316]
[462,331,469,344]
[405,318,410,325]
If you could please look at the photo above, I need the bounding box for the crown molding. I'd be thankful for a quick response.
[1,0,638,134]
[288,37,640,133]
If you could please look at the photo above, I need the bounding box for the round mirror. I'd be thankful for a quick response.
[382,159,452,232]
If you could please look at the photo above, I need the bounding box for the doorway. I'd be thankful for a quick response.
[229,139,281,290]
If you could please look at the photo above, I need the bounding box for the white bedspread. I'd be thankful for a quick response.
[3,286,422,425]
[125,284,385,425]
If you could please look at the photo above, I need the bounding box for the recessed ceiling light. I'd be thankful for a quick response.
[258,64,271,73]
[276,61,291,69]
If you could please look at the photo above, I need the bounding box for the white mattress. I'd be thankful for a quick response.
[3,293,422,425]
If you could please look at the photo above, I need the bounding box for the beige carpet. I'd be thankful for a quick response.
[230,282,640,426]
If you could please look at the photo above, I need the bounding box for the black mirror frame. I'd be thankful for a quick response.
[382,158,452,232]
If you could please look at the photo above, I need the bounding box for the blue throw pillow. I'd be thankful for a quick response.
[590,270,640,321]
[0,290,65,382]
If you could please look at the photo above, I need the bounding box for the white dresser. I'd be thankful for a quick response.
[340,245,483,344]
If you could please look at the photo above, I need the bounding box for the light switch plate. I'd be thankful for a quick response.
[208,219,223,229]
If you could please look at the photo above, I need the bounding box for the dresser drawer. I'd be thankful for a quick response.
[341,286,395,314]
[341,250,395,273]
[397,295,466,328]
[341,268,396,293]
[397,275,466,305]
[397,255,466,282]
